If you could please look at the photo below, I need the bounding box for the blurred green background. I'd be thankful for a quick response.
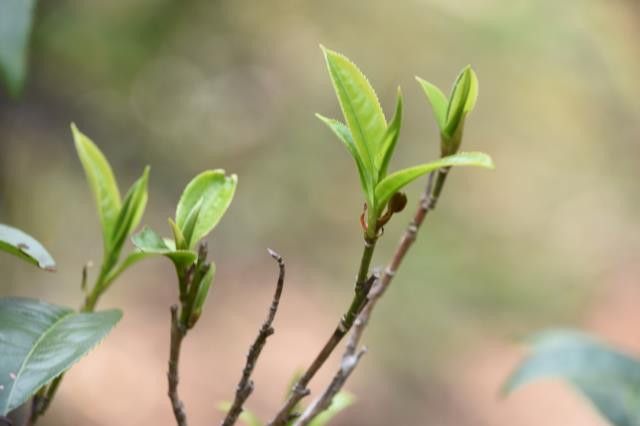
[2,0,640,425]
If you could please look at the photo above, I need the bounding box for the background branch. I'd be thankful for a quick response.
[221,249,286,426]
[169,305,189,426]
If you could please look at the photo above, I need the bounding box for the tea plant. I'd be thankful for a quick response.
[0,46,494,426]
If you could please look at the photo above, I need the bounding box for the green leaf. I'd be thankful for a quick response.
[0,0,37,97]
[321,46,386,181]
[218,402,263,426]
[316,114,373,207]
[109,166,149,256]
[504,330,640,426]
[131,227,197,266]
[374,152,494,215]
[168,218,187,251]
[308,392,355,426]
[0,224,55,271]
[444,66,473,138]
[415,77,448,130]
[190,263,215,321]
[0,297,122,415]
[375,88,403,180]
[71,123,122,251]
[175,170,237,248]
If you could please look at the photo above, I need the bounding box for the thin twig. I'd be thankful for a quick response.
[296,170,448,424]
[267,240,377,426]
[169,305,189,426]
[221,249,286,426]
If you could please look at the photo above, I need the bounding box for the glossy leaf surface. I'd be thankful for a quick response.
[0,298,121,415]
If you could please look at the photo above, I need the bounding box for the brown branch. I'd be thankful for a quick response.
[267,239,377,426]
[296,170,449,424]
[221,249,286,426]
[169,305,189,426]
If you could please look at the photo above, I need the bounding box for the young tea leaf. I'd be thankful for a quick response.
[175,170,237,248]
[321,46,386,180]
[443,66,473,139]
[188,262,215,327]
[374,152,494,215]
[316,114,373,207]
[0,224,55,271]
[504,330,640,426]
[0,297,122,415]
[109,166,149,257]
[71,123,122,251]
[131,227,197,267]
[415,77,448,131]
[0,0,37,97]
[375,88,403,180]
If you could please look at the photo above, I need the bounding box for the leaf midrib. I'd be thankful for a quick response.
[3,309,73,412]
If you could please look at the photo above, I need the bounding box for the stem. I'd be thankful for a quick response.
[267,237,377,426]
[169,305,189,426]
[221,249,285,426]
[295,170,450,425]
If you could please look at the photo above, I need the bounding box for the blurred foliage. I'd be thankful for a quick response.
[1,0,640,425]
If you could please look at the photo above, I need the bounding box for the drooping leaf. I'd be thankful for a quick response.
[416,77,448,130]
[218,402,263,426]
[308,392,355,426]
[131,227,197,266]
[316,114,373,207]
[175,170,237,248]
[321,46,386,180]
[0,224,55,271]
[375,88,403,180]
[71,123,122,251]
[0,298,122,415]
[0,0,37,97]
[504,330,640,426]
[109,166,149,256]
[374,152,494,215]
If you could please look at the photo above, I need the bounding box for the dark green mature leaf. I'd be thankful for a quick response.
[0,298,122,415]
[416,77,448,130]
[374,152,494,215]
[71,123,122,251]
[0,224,55,271]
[308,392,355,426]
[0,0,37,96]
[131,227,197,266]
[218,402,262,426]
[316,114,373,207]
[109,166,149,256]
[321,46,386,182]
[504,330,640,426]
[375,88,403,180]
[175,170,237,248]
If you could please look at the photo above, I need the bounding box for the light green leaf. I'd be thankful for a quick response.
[0,0,37,97]
[131,227,197,266]
[0,297,122,415]
[218,402,263,426]
[71,123,122,251]
[0,224,55,271]
[321,46,386,180]
[375,88,403,180]
[308,392,355,426]
[175,170,237,248]
[168,218,187,251]
[109,166,149,256]
[316,114,373,207]
[374,152,494,215]
[464,67,479,114]
[416,77,448,130]
[444,66,473,138]
[188,262,215,327]
[504,330,640,426]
